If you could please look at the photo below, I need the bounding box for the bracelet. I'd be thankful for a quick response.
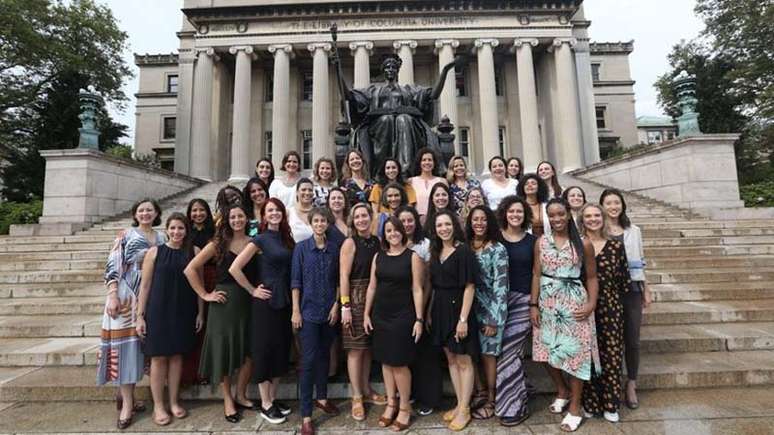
[340,295,351,305]
[458,317,467,323]
[415,318,424,324]
[341,306,351,312]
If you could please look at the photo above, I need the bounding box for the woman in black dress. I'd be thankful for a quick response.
[184,205,257,423]
[136,213,201,425]
[364,216,424,432]
[427,210,479,432]
[229,197,295,425]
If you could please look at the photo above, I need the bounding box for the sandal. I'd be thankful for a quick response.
[448,406,471,432]
[549,397,570,414]
[470,390,488,410]
[116,415,133,430]
[472,401,495,420]
[389,407,412,432]
[378,401,398,428]
[442,408,457,422]
[560,412,583,432]
[365,391,388,405]
[152,412,171,426]
[351,396,365,421]
[171,406,188,419]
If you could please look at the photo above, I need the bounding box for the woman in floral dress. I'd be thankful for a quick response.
[529,198,599,432]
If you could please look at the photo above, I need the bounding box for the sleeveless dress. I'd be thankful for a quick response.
[371,249,417,366]
[429,244,479,356]
[532,234,600,381]
[342,235,379,350]
[143,245,198,357]
[473,242,509,356]
[198,250,257,384]
[182,226,215,384]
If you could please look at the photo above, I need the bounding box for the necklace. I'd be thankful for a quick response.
[472,239,486,250]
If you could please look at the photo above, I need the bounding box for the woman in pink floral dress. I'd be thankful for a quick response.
[529,198,599,432]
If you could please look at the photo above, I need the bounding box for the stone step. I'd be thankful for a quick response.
[644,235,774,247]
[0,270,102,285]
[638,220,774,231]
[648,267,774,284]
[649,255,774,270]
[0,251,106,262]
[644,300,774,325]
[0,338,98,366]
[0,297,103,316]
[641,322,774,353]
[0,283,104,299]
[0,234,116,246]
[3,350,774,401]
[0,259,104,272]
[646,244,774,258]
[0,315,100,338]
[651,281,774,302]
[0,243,110,253]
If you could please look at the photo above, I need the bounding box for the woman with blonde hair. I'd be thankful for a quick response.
[341,150,373,206]
[447,155,480,213]
[312,157,338,207]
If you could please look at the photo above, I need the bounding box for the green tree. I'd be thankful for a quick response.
[0,0,132,201]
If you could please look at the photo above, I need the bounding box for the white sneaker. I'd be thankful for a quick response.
[603,411,620,422]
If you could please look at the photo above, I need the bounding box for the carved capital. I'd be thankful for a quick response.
[229,45,256,60]
[195,48,220,62]
[512,38,539,51]
[349,41,374,56]
[473,38,500,50]
[268,44,294,58]
[393,40,418,54]
[433,39,460,55]
[549,37,577,52]
[307,42,332,54]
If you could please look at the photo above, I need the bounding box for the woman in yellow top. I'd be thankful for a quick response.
[369,158,416,213]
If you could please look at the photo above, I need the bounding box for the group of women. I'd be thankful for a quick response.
[97,148,651,434]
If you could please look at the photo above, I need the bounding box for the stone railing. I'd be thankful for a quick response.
[14,149,204,236]
[571,134,748,214]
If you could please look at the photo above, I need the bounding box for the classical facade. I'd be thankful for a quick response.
[133,0,638,181]
[637,115,678,145]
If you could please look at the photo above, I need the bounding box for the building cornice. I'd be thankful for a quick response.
[135,92,178,99]
[590,41,634,54]
[134,53,179,66]
[593,80,636,87]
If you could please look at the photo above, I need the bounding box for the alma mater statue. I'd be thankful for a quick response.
[332,50,464,179]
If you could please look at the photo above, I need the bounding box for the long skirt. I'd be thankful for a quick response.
[495,292,531,419]
[583,285,625,414]
[96,280,144,385]
[198,282,252,384]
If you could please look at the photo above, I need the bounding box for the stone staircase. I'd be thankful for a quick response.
[1,177,774,404]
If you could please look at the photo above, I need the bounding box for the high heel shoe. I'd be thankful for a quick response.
[389,407,412,432]
[378,401,398,428]
[224,411,242,423]
[442,408,457,422]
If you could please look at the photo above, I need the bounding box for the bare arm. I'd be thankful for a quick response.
[193,246,205,332]
[576,239,599,320]
[363,254,379,334]
[184,242,226,303]
[339,238,355,327]
[135,246,158,337]
[229,242,260,295]
[291,287,303,329]
[411,253,424,320]
[529,240,542,327]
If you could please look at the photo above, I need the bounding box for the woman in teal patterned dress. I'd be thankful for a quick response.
[466,205,509,420]
[529,198,599,432]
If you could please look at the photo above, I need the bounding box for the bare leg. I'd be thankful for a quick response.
[450,354,475,428]
[362,349,377,397]
[258,380,273,411]
[118,384,135,421]
[167,355,186,417]
[393,366,412,425]
[236,358,253,406]
[482,355,497,403]
[221,375,237,416]
[381,365,397,421]
[567,376,584,416]
[443,348,461,413]
[545,365,570,399]
[347,349,364,398]
[269,377,280,403]
[150,357,170,422]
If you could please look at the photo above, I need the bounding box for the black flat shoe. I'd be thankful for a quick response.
[236,401,258,411]
[224,412,242,423]
[500,413,530,427]
[116,415,133,430]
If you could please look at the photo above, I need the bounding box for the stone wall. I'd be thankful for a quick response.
[33,149,203,232]
[571,134,745,212]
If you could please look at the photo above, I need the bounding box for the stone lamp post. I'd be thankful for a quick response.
[673,70,702,137]
[77,87,104,150]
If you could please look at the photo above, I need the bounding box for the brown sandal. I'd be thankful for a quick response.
[389,407,412,432]
[472,401,495,420]
[378,401,398,428]
[351,396,365,421]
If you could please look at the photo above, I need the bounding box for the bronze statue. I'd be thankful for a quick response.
[331,27,464,178]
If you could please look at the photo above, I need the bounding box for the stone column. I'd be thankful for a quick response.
[393,40,417,85]
[434,39,460,149]
[308,42,332,162]
[473,38,500,169]
[512,38,542,171]
[349,41,373,88]
[268,44,294,170]
[228,46,255,183]
[552,38,583,172]
[190,48,218,181]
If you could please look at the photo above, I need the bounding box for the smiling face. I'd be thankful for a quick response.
[135,201,158,226]
[385,187,402,210]
[284,154,300,174]
[256,160,272,181]
[310,213,329,236]
[249,183,267,208]
[348,152,363,172]
[384,221,404,248]
[566,187,585,210]
[547,203,569,233]
[297,182,315,206]
[432,187,449,210]
[602,194,623,221]
[317,161,333,182]
[507,159,521,178]
[470,209,488,238]
[228,207,247,233]
[524,178,538,196]
[490,158,506,178]
[189,202,207,225]
[466,189,484,208]
[435,214,454,242]
[420,152,435,173]
[506,201,525,229]
[582,205,604,233]
[398,211,416,236]
[384,160,399,181]
[328,190,345,213]
[263,201,284,227]
[166,218,187,244]
[452,158,467,179]
[537,162,554,180]
[352,205,372,234]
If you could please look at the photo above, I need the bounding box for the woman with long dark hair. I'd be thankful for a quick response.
[136,213,202,425]
[214,185,244,228]
[427,210,479,431]
[506,157,523,181]
[187,199,215,250]
[229,198,295,424]
[369,158,417,213]
[495,195,535,426]
[562,186,587,225]
[537,161,562,198]
[184,205,256,424]
[465,205,508,421]
[269,151,302,208]
[516,173,551,238]
[340,150,373,205]
[530,198,599,432]
[600,188,651,411]
[372,182,409,238]
[408,148,447,218]
[326,187,350,247]
[422,182,455,228]
[255,158,275,187]
[313,157,338,207]
[243,178,269,237]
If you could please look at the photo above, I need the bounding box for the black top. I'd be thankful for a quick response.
[351,235,380,280]
[502,233,536,294]
[328,225,347,250]
[253,230,293,309]
[191,226,214,250]
[373,248,415,318]
[429,243,477,293]
[217,249,259,285]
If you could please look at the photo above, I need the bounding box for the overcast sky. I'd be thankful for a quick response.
[100,0,704,145]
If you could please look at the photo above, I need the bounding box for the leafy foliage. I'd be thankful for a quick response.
[740,180,774,208]
[0,200,43,234]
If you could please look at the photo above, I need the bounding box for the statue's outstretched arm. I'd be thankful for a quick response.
[332,53,353,101]
[431,55,467,100]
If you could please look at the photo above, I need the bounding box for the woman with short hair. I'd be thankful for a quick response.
[408,148,447,218]
[312,157,338,207]
[481,157,518,211]
[269,151,302,208]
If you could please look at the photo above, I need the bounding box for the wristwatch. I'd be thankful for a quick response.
[415,318,424,324]
[458,317,467,323]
